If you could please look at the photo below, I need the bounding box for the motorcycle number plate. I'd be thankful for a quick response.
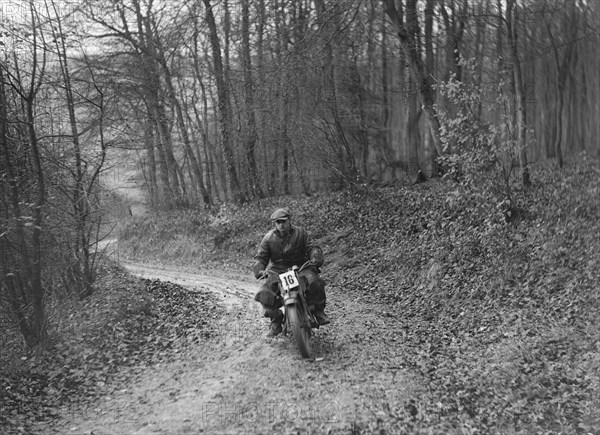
[279,271,299,291]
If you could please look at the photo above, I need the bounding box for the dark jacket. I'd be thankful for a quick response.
[252,225,316,277]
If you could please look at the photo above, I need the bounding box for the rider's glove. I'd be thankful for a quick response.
[254,269,267,280]
[308,246,324,268]
[253,263,266,280]
[257,270,268,280]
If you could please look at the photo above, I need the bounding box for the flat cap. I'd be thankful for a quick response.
[270,208,291,220]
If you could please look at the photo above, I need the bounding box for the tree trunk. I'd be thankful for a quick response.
[203,0,245,203]
[407,75,421,173]
[255,0,269,194]
[547,0,577,169]
[24,42,47,345]
[352,55,369,177]
[241,0,264,199]
[157,43,211,204]
[48,0,93,298]
[143,121,160,206]
[381,5,391,175]
[0,67,38,345]
[191,21,215,204]
[382,0,443,169]
[22,2,47,346]
[439,0,465,82]
[134,0,182,202]
[507,0,531,187]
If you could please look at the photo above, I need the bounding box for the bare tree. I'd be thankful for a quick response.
[203,0,245,203]
[153,19,211,204]
[546,0,578,169]
[44,0,108,298]
[0,1,49,346]
[241,0,264,199]
[382,0,443,175]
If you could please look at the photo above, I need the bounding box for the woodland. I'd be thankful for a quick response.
[0,0,599,432]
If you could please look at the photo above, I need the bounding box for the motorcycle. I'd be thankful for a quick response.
[266,262,318,358]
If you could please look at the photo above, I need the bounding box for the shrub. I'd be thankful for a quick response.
[435,66,520,222]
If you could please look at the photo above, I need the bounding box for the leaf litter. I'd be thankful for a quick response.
[2,161,599,434]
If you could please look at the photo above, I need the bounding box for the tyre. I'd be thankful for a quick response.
[287,305,312,358]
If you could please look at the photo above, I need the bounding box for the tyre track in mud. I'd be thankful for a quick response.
[52,261,422,434]
[121,261,256,310]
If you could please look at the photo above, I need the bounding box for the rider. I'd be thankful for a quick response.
[253,207,330,337]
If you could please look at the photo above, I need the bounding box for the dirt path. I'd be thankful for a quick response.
[52,262,422,434]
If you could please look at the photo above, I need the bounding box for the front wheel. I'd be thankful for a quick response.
[286,305,312,358]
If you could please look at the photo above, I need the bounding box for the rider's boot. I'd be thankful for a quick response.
[314,310,330,326]
[265,309,283,337]
[267,321,283,337]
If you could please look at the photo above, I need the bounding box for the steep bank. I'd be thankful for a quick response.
[116,161,600,433]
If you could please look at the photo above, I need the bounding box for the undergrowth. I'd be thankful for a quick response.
[117,158,600,433]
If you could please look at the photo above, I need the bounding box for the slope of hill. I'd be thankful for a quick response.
[115,159,600,433]
[2,160,597,434]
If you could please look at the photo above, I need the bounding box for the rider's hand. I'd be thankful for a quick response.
[255,270,268,280]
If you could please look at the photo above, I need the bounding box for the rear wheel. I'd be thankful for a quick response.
[287,305,311,358]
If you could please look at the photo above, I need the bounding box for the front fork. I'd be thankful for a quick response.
[281,283,318,332]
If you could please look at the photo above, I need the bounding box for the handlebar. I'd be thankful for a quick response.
[258,261,313,279]
[297,261,312,273]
